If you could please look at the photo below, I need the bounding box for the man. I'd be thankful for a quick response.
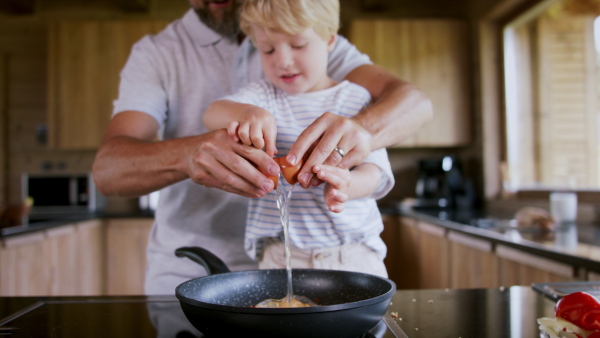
[92,0,432,295]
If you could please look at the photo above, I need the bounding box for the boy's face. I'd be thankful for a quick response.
[252,25,336,95]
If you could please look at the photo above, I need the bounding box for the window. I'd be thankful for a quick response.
[503,0,600,192]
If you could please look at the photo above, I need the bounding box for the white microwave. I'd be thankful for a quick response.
[22,173,106,216]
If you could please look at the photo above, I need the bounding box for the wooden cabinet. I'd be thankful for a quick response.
[397,217,420,289]
[395,218,451,289]
[496,245,575,285]
[0,219,103,296]
[77,220,104,295]
[47,20,169,149]
[393,216,583,289]
[45,224,80,295]
[0,217,151,296]
[381,214,401,284]
[417,221,450,289]
[349,19,471,147]
[104,218,153,295]
[0,232,50,296]
[448,231,498,289]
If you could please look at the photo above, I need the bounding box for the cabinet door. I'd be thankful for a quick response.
[76,219,104,295]
[496,245,575,285]
[0,222,105,296]
[0,232,50,296]
[397,217,420,289]
[45,224,80,295]
[47,20,169,149]
[448,231,498,289]
[105,218,153,295]
[381,215,401,284]
[349,19,471,147]
[417,221,449,289]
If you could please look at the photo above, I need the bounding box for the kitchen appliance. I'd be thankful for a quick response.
[175,247,396,338]
[22,173,106,219]
[414,156,475,209]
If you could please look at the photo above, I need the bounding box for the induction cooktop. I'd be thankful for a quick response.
[0,296,397,338]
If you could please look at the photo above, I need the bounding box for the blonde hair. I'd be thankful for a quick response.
[239,0,339,42]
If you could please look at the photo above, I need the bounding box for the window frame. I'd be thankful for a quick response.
[479,0,600,204]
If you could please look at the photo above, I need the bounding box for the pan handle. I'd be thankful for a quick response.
[175,246,231,275]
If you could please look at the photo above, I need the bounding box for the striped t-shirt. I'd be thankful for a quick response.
[221,79,395,260]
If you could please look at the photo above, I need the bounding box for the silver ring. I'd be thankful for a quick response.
[334,146,345,158]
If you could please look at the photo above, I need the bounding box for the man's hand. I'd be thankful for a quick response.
[285,112,372,188]
[93,111,279,199]
[186,129,279,198]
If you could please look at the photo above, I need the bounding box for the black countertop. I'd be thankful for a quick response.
[0,211,154,238]
[0,286,556,337]
[380,204,600,273]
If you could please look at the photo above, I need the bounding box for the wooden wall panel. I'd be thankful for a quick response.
[349,19,472,147]
[47,20,169,150]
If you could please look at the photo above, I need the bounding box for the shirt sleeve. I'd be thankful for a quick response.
[327,35,372,82]
[362,148,395,200]
[112,35,168,126]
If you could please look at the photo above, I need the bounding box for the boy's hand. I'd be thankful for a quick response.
[227,106,278,157]
[312,164,350,213]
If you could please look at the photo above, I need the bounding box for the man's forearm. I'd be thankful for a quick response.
[345,64,433,151]
[92,136,188,198]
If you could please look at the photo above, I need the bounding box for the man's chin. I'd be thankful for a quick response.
[194,1,240,37]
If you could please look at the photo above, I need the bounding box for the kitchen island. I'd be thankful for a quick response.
[0,286,556,337]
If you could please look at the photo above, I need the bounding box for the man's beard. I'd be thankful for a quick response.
[194,2,240,38]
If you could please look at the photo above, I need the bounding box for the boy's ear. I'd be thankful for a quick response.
[327,34,337,52]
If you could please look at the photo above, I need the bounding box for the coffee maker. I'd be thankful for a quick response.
[414,156,475,209]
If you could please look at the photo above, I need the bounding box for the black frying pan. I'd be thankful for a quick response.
[175,247,396,338]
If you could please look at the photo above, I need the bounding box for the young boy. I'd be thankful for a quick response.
[204,0,394,278]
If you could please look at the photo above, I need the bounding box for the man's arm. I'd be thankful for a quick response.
[346,64,433,152]
[287,64,433,188]
[92,111,278,199]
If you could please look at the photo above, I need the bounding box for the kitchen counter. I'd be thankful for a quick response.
[0,210,153,238]
[382,204,600,274]
[0,286,556,337]
[5,203,600,273]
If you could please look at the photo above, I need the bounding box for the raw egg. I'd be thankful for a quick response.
[267,157,303,188]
